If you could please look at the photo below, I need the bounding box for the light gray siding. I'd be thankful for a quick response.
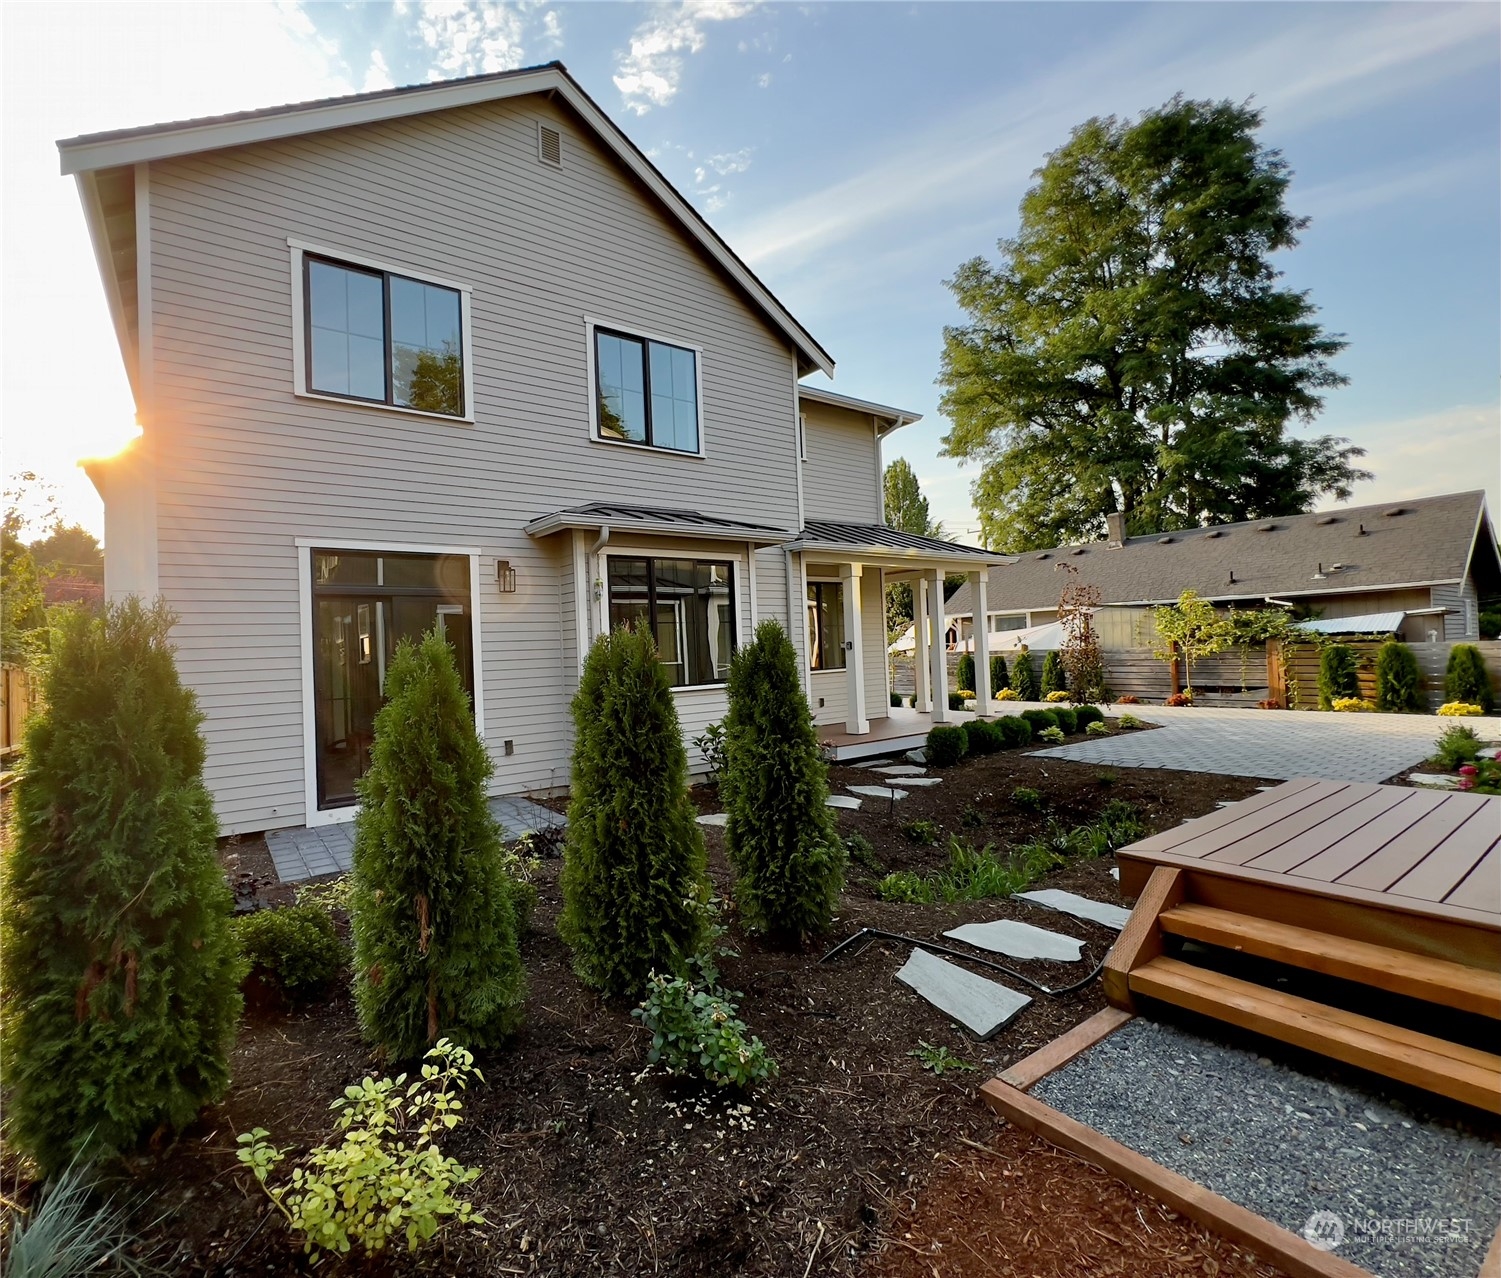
[145,95,803,833]
[800,400,882,523]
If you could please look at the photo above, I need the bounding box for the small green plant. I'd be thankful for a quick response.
[1317,644,1361,710]
[1117,713,1145,729]
[1095,771,1117,786]
[960,804,986,829]
[908,1041,976,1076]
[1038,725,1066,744]
[0,1153,159,1278]
[843,832,882,874]
[1446,644,1494,712]
[691,721,727,780]
[875,871,933,903]
[1011,786,1042,809]
[903,818,941,846]
[238,1040,486,1259]
[962,718,1002,756]
[947,691,968,711]
[1374,641,1423,714]
[233,904,347,1005]
[926,724,968,767]
[1086,721,1110,736]
[633,972,777,1089]
[1433,724,1483,769]
[889,691,905,708]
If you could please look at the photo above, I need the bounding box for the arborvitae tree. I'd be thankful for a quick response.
[956,652,976,693]
[990,653,1009,691]
[1317,644,1361,710]
[351,631,525,1058]
[1012,650,1039,701]
[0,600,243,1171]
[721,620,844,943]
[560,627,708,997]
[1374,641,1423,714]
[1041,650,1066,695]
[1446,643,1495,712]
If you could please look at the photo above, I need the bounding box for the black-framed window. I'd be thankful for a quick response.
[594,328,700,453]
[807,581,846,671]
[607,556,734,685]
[306,256,464,417]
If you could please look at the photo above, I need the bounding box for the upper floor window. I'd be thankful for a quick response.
[594,327,700,454]
[302,252,466,418]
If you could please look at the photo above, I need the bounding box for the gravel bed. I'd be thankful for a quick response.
[1031,1018,1501,1278]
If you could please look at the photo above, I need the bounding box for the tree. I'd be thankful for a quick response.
[560,627,708,997]
[883,459,946,634]
[1446,644,1494,712]
[1318,644,1361,710]
[1012,649,1039,701]
[956,652,976,693]
[1152,590,1229,695]
[1374,641,1422,714]
[3,475,52,665]
[1041,649,1066,695]
[350,630,525,1058]
[29,523,104,582]
[990,653,1009,692]
[0,600,243,1171]
[721,620,843,942]
[1057,563,1106,700]
[938,96,1368,551]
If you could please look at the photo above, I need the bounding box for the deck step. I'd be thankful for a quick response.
[1128,956,1501,1113]
[1158,904,1501,1019]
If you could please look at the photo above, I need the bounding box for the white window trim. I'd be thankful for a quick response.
[597,542,743,691]
[584,314,706,459]
[806,574,848,673]
[288,238,476,425]
[296,537,486,828]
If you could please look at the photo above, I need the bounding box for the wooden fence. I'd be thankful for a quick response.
[1269,639,1501,711]
[2,664,36,758]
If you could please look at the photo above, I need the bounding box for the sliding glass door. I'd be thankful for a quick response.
[310,548,473,810]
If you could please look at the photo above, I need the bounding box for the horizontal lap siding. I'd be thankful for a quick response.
[148,96,802,834]
[800,402,880,523]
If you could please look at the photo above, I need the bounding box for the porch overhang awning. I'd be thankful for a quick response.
[524,502,794,546]
[1297,610,1409,636]
[785,521,1015,570]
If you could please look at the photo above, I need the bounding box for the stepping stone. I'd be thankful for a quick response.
[1409,774,1459,790]
[696,812,728,827]
[853,760,883,769]
[875,764,927,776]
[905,749,928,765]
[944,920,1084,962]
[1480,747,1501,760]
[1015,889,1132,931]
[897,777,943,788]
[896,948,1031,1039]
[848,785,909,801]
[1110,868,1120,881]
[825,794,862,810]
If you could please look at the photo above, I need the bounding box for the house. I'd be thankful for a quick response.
[926,491,1500,650]
[61,63,1007,837]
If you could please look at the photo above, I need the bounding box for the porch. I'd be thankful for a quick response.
[819,704,979,762]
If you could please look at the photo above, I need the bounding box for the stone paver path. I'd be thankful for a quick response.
[896,948,1032,1038]
[1026,703,1455,783]
[265,795,564,883]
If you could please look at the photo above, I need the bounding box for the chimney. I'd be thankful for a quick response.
[1105,510,1127,548]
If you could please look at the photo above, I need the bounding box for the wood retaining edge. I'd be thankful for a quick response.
[996,1007,1133,1090]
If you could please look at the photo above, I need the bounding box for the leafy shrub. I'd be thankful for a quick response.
[1073,705,1104,729]
[1433,724,1482,768]
[875,871,931,903]
[1012,651,1039,701]
[1086,721,1110,736]
[1438,702,1484,717]
[1020,709,1058,734]
[1164,691,1193,707]
[238,1040,485,1259]
[903,819,941,846]
[1041,650,1066,696]
[937,839,1038,900]
[996,715,1032,747]
[1010,786,1042,809]
[1446,644,1494,712]
[722,620,843,942]
[947,691,967,711]
[633,972,777,1089]
[234,904,347,1005]
[926,724,968,767]
[1457,759,1501,795]
[1117,694,1141,704]
[956,653,976,695]
[890,691,905,708]
[561,627,708,998]
[844,832,882,874]
[0,600,243,1172]
[691,721,727,780]
[994,687,1019,701]
[1481,609,1501,641]
[1044,689,1071,703]
[1052,707,1078,733]
[1332,697,1375,712]
[1374,642,1423,714]
[1038,726,1066,744]
[962,718,1001,756]
[990,654,1009,692]
[1117,714,1145,729]
[352,631,525,1056]
[1317,644,1361,710]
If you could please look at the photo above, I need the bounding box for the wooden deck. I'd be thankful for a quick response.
[818,706,977,761]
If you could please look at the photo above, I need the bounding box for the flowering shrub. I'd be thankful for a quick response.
[1332,698,1376,712]
[956,688,975,700]
[1457,760,1501,794]
[1117,695,1141,704]
[1086,721,1110,736]
[994,688,1020,701]
[1438,702,1485,717]
[1164,692,1194,707]
[1257,698,1281,710]
[1044,690,1071,703]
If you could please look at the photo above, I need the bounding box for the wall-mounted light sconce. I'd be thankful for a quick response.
[496,560,517,593]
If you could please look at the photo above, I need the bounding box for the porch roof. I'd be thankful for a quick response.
[523,502,794,545]
[786,520,1015,569]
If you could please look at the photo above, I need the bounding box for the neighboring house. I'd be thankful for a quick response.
[921,492,1500,650]
[62,63,1003,837]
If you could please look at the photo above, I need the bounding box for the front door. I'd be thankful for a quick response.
[310,548,473,811]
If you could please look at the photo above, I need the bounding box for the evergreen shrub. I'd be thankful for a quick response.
[0,600,244,1171]
[1020,709,1059,734]
[1374,642,1422,714]
[1317,644,1361,710]
[234,904,346,1005]
[352,631,525,1057]
[962,718,1001,756]
[956,653,976,695]
[721,620,844,942]
[1012,651,1039,701]
[990,654,1009,691]
[1052,707,1078,734]
[560,628,708,997]
[997,716,1032,748]
[1446,644,1494,712]
[1073,705,1104,729]
[890,691,904,708]
[926,724,968,767]
[1041,650,1066,695]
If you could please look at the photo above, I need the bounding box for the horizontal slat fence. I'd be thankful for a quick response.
[2,665,36,758]
[1270,640,1501,711]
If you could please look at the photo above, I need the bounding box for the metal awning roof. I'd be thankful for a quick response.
[1297,611,1408,635]
[524,503,793,545]
[787,521,1014,567]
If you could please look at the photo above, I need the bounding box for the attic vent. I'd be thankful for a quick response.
[1035,552,1051,560]
[1315,515,1338,526]
[1070,546,1088,555]
[1383,506,1406,517]
[537,122,562,167]
[1204,529,1223,539]
[1157,536,1175,544]
[1256,522,1277,532]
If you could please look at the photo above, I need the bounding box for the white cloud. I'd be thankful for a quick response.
[416,1,527,79]
[540,9,563,50]
[706,148,753,175]
[756,71,772,89]
[614,0,758,115]
[1342,404,1501,512]
[363,50,395,92]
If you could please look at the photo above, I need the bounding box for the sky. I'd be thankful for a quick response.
[3,1,1498,545]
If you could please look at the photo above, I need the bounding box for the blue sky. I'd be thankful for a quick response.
[3,1,1497,542]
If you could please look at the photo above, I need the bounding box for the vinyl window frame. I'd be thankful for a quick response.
[585,316,706,458]
[603,553,737,687]
[806,577,847,672]
[288,238,475,425]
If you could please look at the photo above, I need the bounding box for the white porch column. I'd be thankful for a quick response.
[913,576,931,712]
[928,567,949,723]
[971,569,992,716]
[840,562,869,734]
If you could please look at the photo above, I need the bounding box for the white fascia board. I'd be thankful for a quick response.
[796,384,921,429]
[524,513,792,545]
[787,540,1014,568]
[76,172,140,405]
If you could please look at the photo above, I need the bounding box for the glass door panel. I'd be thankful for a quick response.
[313,597,384,809]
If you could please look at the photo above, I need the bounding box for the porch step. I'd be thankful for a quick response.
[1159,904,1501,1018]
[1128,956,1501,1113]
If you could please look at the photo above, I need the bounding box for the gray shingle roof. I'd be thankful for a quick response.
[943,491,1494,614]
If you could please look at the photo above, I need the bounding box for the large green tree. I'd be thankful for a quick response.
[939,97,1368,551]
[882,459,956,634]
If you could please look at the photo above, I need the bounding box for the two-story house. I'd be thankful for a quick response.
[61,62,1007,839]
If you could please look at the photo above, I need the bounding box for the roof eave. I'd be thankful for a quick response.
[796,384,921,430]
[524,512,793,545]
[787,538,1014,567]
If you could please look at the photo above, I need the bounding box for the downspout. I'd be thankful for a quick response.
[589,524,610,641]
[784,546,810,697]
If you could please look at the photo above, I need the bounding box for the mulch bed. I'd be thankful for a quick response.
[13,752,1270,1276]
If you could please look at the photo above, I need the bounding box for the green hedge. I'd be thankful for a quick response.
[997,715,1032,747]
[1020,708,1058,734]
[926,724,968,767]
[962,719,1002,756]
[1073,705,1104,729]
[1053,707,1078,734]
